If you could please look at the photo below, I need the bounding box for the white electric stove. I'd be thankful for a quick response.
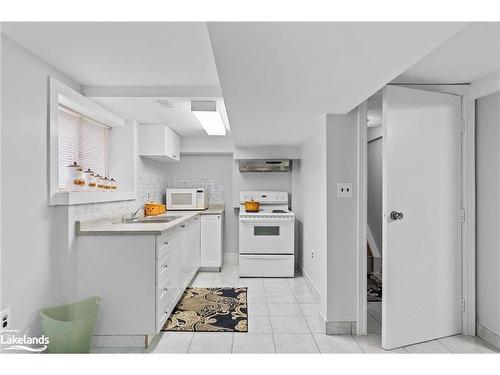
[238,191,295,277]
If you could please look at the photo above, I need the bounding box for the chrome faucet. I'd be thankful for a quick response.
[124,206,143,222]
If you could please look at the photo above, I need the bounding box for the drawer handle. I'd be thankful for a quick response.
[160,288,168,298]
[161,310,169,322]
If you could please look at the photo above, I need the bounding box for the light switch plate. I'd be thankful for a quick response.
[337,183,352,198]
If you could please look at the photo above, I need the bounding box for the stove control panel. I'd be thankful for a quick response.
[240,191,288,204]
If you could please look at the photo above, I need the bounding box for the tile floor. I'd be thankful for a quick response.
[95,265,499,354]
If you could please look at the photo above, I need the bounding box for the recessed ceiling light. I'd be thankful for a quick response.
[156,99,175,109]
[191,101,226,136]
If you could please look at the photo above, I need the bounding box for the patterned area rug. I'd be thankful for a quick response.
[367,275,382,302]
[162,287,248,332]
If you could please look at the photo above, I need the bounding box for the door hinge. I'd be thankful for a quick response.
[461,298,466,312]
[461,118,465,133]
[460,208,466,223]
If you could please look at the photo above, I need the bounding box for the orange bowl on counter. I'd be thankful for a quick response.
[144,203,167,216]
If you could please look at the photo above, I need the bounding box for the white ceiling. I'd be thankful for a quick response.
[91,96,231,137]
[5,22,485,147]
[393,23,500,84]
[207,22,466,146]
[2,22,220,87]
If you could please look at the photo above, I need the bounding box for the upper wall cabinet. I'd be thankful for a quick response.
[139,124,180,162]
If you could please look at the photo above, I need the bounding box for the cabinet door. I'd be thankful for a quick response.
[179,221,190,288]
[200,215,223,268]
[164,127,180,161]
[191,216,201,270]
[139,124,165,156]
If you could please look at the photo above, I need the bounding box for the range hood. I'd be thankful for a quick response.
[239,159,292,172]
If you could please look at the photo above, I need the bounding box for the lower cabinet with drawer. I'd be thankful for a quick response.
[76,216,201,344]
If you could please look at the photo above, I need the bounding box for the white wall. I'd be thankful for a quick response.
[1,35,83,331]
[367,127,383,256]
[232,160,293,207]
[476,90,500,338]
[165,155,238,254]
[295,124,327,313]
[0,23,3,316]
[180,137,234,155]
[325,112,359,323]
[0,35,170,333]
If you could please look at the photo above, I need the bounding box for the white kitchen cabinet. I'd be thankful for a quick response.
[139,124,180,162]
[200,214,224,270]
[179,217,201,287]
[76,216,200,340]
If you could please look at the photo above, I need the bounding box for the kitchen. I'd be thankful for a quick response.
[1,20,499,358]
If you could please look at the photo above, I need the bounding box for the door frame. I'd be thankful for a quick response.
[356,84,476,336]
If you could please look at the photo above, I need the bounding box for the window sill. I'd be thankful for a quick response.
[49,190,136,206]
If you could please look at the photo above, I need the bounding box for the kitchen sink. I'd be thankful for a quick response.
[121,216,181,224]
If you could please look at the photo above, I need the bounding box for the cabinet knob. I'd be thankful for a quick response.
[164,241,169,246]
[181,224,186,228]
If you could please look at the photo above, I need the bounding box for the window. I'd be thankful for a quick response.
[57,105,110,189]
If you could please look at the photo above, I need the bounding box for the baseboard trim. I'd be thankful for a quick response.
[224,253,238,265]
[324,320,357,335]
[297,263,320,302]
[199,266,221,272]
[91,334,149,348]
[477,322,500,350]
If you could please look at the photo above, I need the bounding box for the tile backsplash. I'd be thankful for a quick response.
[74,173,167,221]
[166,177,226,203]
[74,176,227,222]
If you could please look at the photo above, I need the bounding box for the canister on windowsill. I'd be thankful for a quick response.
[67,162,85,191]
[96,174,104,190]
[109,178,117,190]
[83,168,96,190]
[102,177,110,190]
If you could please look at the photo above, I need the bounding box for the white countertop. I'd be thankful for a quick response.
[169,203,225,215]
[76,204,225,236]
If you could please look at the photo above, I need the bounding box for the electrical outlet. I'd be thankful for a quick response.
[337,183,352,198]
[1,307,10,331]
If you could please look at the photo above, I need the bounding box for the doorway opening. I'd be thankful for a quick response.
[366,91,383,334]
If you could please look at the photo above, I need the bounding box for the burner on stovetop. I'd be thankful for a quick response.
[272,209,287,213]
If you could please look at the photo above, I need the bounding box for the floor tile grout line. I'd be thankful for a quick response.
[354,338,368,354]
[186,332,195,354]
[436,339,453,353]
[185,332,195,354]
[352,335,368,353]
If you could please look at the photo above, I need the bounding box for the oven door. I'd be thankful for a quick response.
[239,217,294,254]
[167,189,196,210]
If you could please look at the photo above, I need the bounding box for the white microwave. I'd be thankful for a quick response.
[166,188,209,210]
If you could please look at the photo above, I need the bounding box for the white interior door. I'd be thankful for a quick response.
[382,85,462,349]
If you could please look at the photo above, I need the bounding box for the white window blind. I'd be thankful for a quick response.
[57,106,110,189]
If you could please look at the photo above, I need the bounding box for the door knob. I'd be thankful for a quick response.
[390,211,404,220]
